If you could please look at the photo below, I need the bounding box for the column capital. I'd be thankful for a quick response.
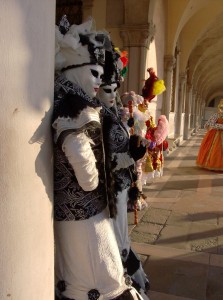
[120,23,156,48]
[164,55,176,72]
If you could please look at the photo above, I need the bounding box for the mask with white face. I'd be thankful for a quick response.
[63,65,104,98]
[97,83,118,108]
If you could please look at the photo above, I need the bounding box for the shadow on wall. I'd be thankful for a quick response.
[14,1,55,205]
[29,106,54,207]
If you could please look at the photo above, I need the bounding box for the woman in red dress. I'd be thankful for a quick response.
[196,99,223,171]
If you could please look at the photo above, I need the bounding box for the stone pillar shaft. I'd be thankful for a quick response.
[175,72,186,137]
[0,1,55,299]
[191,91,197,128]
[162,55,176,119]
[184,84,192,139]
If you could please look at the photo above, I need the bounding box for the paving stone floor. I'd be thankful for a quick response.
[128,129,223,300]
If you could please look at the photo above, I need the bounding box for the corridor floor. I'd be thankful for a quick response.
[128,129,223,300]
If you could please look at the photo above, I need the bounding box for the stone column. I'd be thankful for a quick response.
[183,84,192,139]
[175,72,186,137]
[120,23,156,94]
[172,48,180,113]
[201,102,206,128]
[188,85,193,129]
[162,55,176,119]
[191,90,197,129]
[196,95,202,128]
[0,1,55,299]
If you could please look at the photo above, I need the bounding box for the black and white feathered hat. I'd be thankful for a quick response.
[55,15,112,71]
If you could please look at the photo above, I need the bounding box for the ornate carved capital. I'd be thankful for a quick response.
[119,23,156,48]
[164,55,176,72]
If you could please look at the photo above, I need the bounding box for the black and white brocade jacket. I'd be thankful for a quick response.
[52,75,107,221]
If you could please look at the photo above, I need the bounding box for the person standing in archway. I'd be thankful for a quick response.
[196,98,223,171]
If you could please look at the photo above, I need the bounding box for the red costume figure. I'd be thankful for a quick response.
[141,67,166,104]
[142,68,158,103]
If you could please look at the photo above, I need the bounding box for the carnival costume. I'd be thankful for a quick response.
[97,48,150,300]
[119,92,149,210]
[196,99,223,171]
[141,68,166,104]
[53,16,143,300]
[138,69,168,184]
[120,92,169,185]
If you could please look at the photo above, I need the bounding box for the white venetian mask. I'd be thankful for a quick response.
[97,83,118,108]
[64,64,104,98]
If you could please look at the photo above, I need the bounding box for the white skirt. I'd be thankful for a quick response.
[55,209,129,300]
[112,188,131,255]
[112,189,150,299]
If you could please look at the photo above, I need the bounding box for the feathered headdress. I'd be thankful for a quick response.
[142,68,166,102]
[100,46,129,87]
[55,15,112,71]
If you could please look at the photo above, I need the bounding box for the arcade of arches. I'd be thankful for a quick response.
[77,0,223,142]
[1,0,223,299]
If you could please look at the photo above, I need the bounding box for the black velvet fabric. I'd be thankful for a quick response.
[123,248,140,276]
[53,92,100,121]
[129,135,146,161]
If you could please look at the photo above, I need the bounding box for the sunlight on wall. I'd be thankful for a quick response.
[0,1,54,299]
[146,41,158,75]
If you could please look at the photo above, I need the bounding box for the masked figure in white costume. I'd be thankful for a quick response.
[97,49,150,300]
[52,17,143,300]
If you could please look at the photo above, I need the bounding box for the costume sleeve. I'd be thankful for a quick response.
[62,132,99,191]
[204,113,223,130]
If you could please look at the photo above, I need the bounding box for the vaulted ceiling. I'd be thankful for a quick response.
[166,0,223,105]
[188,12,223,104]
